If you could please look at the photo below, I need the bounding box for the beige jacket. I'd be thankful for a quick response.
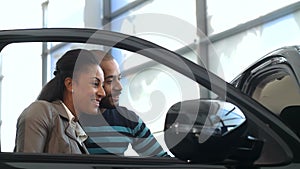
[14,100,88,154]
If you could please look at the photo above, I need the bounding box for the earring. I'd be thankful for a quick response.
[72,89,74,93]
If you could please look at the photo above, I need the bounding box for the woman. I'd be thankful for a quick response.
[14,49,106,154]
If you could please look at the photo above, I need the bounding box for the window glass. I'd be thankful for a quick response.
[0,0,43,30]
[252,74,300,116]
[0,42,104,152]
[1,43,42,152]
[111,0,136,13]
[207,0,300,35]
[0,40,293,167]
[110,0,197,52]
[210,10,300,82]
[47,0,85,28]
[0,42,217,156]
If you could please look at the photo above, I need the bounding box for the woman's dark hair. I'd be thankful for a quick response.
[37,49,99,101]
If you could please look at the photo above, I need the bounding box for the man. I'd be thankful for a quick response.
[79,50,169,157]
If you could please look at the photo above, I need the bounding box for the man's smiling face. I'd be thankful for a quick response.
[100,59,123,109]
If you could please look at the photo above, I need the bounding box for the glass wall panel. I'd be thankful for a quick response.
[0,0,43,30]
[210,10,300,82]
[207,0,300,35]
[1,43,42,152]
[111,0,136,13]
[47,0,85,28]
[110,0,197,52]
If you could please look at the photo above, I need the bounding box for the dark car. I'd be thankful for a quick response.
[231,46,300,138]
[0,28,299,169]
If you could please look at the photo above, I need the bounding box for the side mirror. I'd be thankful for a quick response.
[164,99,263,163]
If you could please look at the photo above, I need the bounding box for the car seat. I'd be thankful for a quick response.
[280,105,300,138]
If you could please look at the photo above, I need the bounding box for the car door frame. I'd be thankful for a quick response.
[0,28,299,168]
[231,46,300,163]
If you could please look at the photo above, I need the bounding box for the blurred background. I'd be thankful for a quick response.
[1,0,300,153]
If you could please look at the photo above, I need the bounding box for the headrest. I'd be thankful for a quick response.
[280,105,300,137]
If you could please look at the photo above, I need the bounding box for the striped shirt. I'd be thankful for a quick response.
[79,106,169,157]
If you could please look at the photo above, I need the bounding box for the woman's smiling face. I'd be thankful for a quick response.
[72,64,105,115]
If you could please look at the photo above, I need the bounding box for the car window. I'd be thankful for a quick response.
[0,39,296,168]
[252,74,300,116]
[0,42,102,152]
[0,42,203,155]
